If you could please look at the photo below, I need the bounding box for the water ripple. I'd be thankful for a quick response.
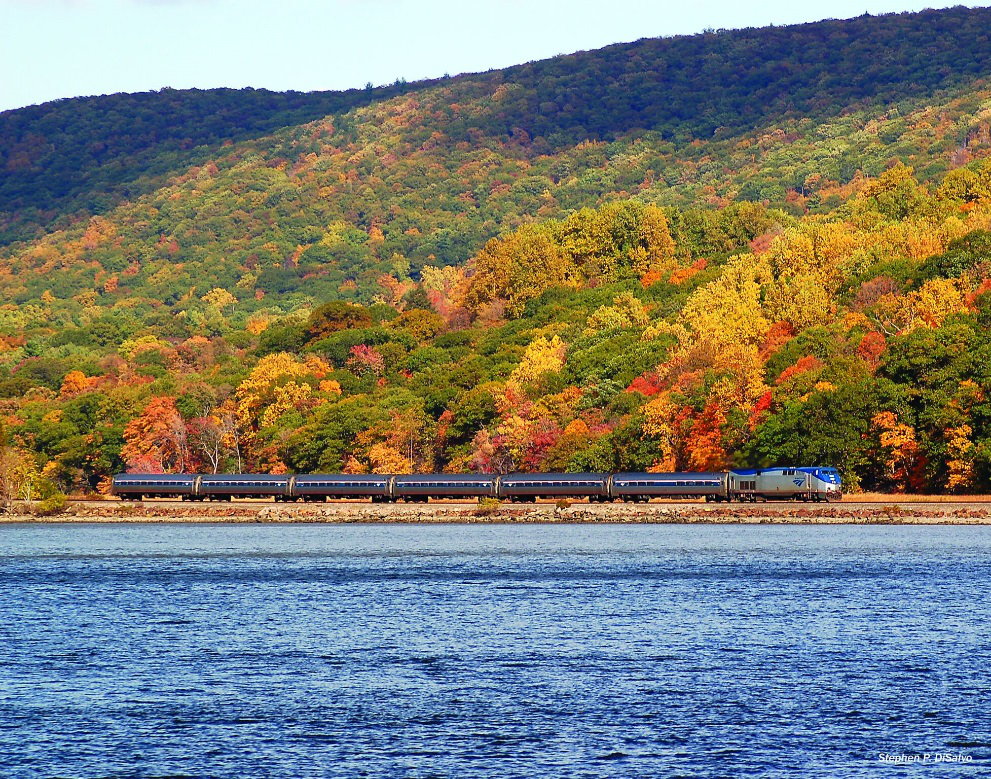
[1,523,990,778]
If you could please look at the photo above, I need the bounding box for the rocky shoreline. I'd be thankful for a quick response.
[5,501,991,524]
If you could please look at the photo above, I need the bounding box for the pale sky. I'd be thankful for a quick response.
[1,0,988,113]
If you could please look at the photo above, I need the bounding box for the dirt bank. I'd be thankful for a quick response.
[5,500,991,524]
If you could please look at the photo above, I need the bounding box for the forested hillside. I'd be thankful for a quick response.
[4,5,991,245]
[2,6,991,499]
[0,83,426,244]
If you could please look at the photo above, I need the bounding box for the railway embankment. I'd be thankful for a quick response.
[4,499,991,524]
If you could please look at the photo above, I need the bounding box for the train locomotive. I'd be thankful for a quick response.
[112,467,842,503]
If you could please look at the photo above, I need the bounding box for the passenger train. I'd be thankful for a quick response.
[112,467,842,503]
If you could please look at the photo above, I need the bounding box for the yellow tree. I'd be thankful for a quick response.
[765,273,835,331]
[358,409,436,474]
[201,287,238,315]
[0,446,36,513]
[558,202,677,282]
[584,292,649,335]
[945,425,974,493]
[764,221,859,289]
[913,278,968,328]
[508,335,567,390]
[234,353,327,437]
[466,225,579,317]
[641,393,679,471]
[872,412,921,491]
[856,163,929,222]
[681,254,773,348]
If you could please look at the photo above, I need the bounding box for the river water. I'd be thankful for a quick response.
[1,523,989,778]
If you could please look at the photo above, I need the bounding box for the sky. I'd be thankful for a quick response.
[1,0,989,113]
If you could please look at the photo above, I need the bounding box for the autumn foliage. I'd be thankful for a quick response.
[7,31,991,494]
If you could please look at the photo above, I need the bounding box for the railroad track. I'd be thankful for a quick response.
[67,497,991,511]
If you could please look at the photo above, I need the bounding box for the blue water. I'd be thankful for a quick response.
[2,523,990,778]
